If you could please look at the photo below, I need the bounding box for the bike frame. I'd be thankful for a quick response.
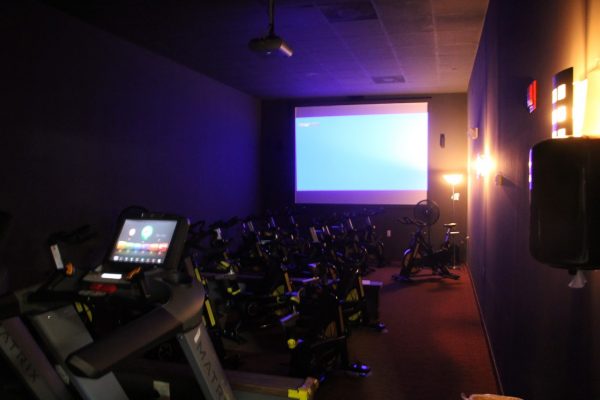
[403,223,452,270]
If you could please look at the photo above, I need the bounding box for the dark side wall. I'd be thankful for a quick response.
[468,0,600,398]
[261,94,468,261]
[0,1,261,291]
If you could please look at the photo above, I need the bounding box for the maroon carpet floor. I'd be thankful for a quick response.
[315,264,500,399]
[228,263,499,399]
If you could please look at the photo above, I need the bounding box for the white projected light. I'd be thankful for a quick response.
[101,273,123,280]
[295,102,429,205]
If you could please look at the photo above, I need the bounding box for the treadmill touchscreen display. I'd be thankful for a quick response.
[108,219,178,265]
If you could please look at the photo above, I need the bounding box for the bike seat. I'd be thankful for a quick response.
[443,223,457,228]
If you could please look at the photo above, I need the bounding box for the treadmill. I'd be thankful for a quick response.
[0,212,318,400]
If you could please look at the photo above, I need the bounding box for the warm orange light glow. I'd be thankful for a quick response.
[573,79,587,137]
[443,173,464,186]
[552,105,567,123]
[551,68,573,139]
[582,69,600,136]
[474,153,495,177]
[552,128,568,139]
[557,84,567,101]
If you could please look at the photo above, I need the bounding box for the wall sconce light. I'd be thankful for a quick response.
[474,153,495,178]
[551,67,573,138]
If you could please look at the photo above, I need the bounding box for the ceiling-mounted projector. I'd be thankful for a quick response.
[249,0,293,57]
[249,35,293,57]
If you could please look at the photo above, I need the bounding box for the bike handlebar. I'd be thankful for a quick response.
[46,225,96,246]
[208,217,239,231]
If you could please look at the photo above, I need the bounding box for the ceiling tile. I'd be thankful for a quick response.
[39,0,488,99]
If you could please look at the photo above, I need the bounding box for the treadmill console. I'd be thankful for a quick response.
[106,214,189,272]
[82,214,189,288]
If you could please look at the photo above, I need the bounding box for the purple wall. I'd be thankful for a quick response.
[0,2,261,289]
[468,0,600,398]
[261,94,468,261]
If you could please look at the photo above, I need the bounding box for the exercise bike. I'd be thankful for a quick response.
[392,200,460,282]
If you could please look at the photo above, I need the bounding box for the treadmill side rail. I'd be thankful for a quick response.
[29,305,128,400]
[177,323,236,400]
[0,317,74,400]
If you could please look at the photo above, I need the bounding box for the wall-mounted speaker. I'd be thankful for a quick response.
[529,137,600,270]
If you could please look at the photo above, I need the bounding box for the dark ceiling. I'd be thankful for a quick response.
[41,0,489,99]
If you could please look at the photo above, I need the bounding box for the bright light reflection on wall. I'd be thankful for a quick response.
[474,153,495,178]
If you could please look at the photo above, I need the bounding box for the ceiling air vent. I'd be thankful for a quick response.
[372,75,405,84]
[320,1,378,23]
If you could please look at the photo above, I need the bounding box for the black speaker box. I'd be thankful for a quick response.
[529,137,600,269]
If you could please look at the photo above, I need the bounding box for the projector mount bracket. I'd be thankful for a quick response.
[249,0,293,57]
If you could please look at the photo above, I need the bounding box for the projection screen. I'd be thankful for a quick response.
[295,102,428,205]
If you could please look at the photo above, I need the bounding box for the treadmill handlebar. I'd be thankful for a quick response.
[67,274,205,378]
[0,283,54,320]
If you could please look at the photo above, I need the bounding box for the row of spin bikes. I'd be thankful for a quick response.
[178,199,460,380]
[181,207,388,382]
